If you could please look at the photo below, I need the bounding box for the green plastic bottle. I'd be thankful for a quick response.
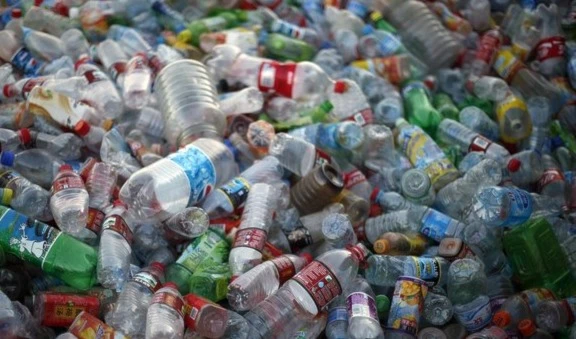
[178,11,246,46]
[166,227,229,294]
[272,100,333,131]
[550,120,576,154]
[503,218,576,298]
[188,263,231,302]
[402,81,444,137]
[433,93,460,121]
[0,206,97,290]
[263,33,316,62]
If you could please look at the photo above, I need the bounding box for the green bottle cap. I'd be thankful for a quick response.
[320,100,334,113]
[376,295,390,314]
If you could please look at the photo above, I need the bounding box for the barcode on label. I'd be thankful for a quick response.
[189,307,199,320]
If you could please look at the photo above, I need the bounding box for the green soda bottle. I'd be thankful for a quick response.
[166,227,229,294]
[433,93,460,121]
[0,206,97,290]
[272,101,333,131]
[441,145,462,168]
[178,11,247,46]
[188,263,231,302]
[503,218,576,298]
[550,121,576,153]
[402,81,444,137]
[262,33,316,62]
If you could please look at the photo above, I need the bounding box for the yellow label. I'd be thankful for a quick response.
[493,48,520,80]
[496,94,530,143]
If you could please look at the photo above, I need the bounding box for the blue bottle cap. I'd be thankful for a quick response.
[362,24,375,36]
[1,151,15,167]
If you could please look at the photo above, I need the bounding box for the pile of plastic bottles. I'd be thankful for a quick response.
[0,0,575,338]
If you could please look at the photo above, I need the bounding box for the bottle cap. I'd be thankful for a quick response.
[347,243,369,264]
[34,0,43,6]
[0,188,13,206]
[518,319,536,336]
[11,8,22,19]
[74,120,91,137]
[113,200,127,208]
[320,100,334,113]
[493,310,511,327]
[150,262,166,272]
[163,282,179,290]
[68,7,79,19]
[300,253,313,265]
[102,119,114,131]
[507,158,521,172]
[334,81,348,94]
[376,295,390,314]
[0,152,15,167]
[17,128,32,146]
[59,164,73,172]
[373,239,390,254]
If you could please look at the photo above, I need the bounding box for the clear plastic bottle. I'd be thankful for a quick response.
[467,76,509,102]
[98,201,137,292]
[163,207,210,242]
[401,168,436,206]
[322,213,357,249]
[0,128,21,152]
[535,297,576,332]
[50,164,89,236]
[269,133,323,177]
[60,28,90,61]
[18,129,82,161]
[494,290,556,335]
[107,24,152,56]
[423,289,454,326]
[73,120,105,153]
[22,27,65,62]
[85,162,117,239]
[365,255,449,287]
[135,106,165,139]
[506,150,544,187]
[227,253,310,311]
[0,29,45,77]
[202,156,284,217]
[229,183,278,278]
[96,39,128,85]
[123,53,152,110]
[326,79,373,126]
[346,276,384,339]
[183,293,229,338]
[518,319,554,339]
[325,294,348,339]
[146,282,185,339]
[120,138,237,222]
[0,168,51,221]
[106,262,165,338]
[459,106,500,142]
[1,148,63,189]
[75,61,124,120]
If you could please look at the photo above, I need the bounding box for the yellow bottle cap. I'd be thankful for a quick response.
[1,188,13,205]
[373,239,390,254]
[177,30,192,43]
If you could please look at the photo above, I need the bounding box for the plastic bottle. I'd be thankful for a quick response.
[346,276,384,339]
[325,293,348,339]
[163,207,210,242]
[402,81,443,137]
[365,255,449,287]
[535,297,576,332]
[146,282,186,339]
[106,262,165,337]
[120,138,237,222]
[423,289,454,326]
[0,128,21,152]
[0,168,51,221]
[22,27,66,62]
[18,129,83,161]
[518,319,554,339]
[123,53,152,110]
[372,232,426,255]
[401,168,436,206]
[467,76,509,102]
[229,183,278,278]
[321,213,357,249]
[0,29,45,77]
[1,148,63,189]
[533,4,566,78]
[228,253,311,311]
[493,289,555,336]
[49,164,89,236]
[75,61,124,120]
[183,293,229,338]
[85,162,117,239]
[96,39,128,86]
[459,106,500,142]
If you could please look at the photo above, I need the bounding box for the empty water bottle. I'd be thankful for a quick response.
[50,164,89,236]
[146,282,186,339]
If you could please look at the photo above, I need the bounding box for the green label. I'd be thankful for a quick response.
[176,228,229,272]
[0,206,61,268]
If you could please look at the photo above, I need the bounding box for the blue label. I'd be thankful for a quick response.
[168,145,216,206]
[317,124,342,150]
[327,306,348,324]
[405,257,441,286]
[347,0,369,18]
[378,33,402,56]
[219,177,251,210]
[453,298,492,332]
[11,48,43,77]
[419,209,452,242]
[503,188,533,226]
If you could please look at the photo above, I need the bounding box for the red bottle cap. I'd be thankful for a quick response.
[112,200,127,208]
[370,187,381,202]
[163,282,178,290]
[507,159,521,172]
[300,253,313,265]
[150,262,166,272]
[17,128,31,146]
[59,164,73,172]
[493,310,511,327]
[74,120,91,136]
[334,81,348,93]
[34,0,43,6]
[11,8,22,19]
[518,319,536,336]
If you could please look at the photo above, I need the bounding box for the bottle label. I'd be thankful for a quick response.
[109,61,126,82]
[501,188,533,225]
[232,227,267,252]
[453,297,492,332]
[407,257,441,286]
[262,241,284,260]
[102,215,133,245]
[11,47,42,77]
[39,292,101,327]
[257,62,297,98]
[168,145,217,206]
[469,136,492,153]
[343,107,374,126]
[26,87,92,129]
[292,260,342,310]
[86,208,105,235]
[151,291,187,318]
[271,20,304,40]
[68,312,117,339]
[184,294,214,329]
[343,169,367,190]
[493,49,524,83]
[0,207,61,269]
[82,69,107,84]
[347,292,378,320]
[520,288,556,311]
[387,276,427,336]
[271,256,296,284]
[51,175,85,195]
[537,169,565,193]
[327,306,348,324]
[176,228,229,272]
[347,0,369,18]
[419,209,452,242]
[219,177,251,211]
[133,271,162,293]
[476,33,501,64]
[536,36,566,62]
[287,226,313,252]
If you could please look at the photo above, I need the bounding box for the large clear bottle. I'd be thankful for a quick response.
[49,164,89,236]
[346,276,385,339]
[146,282,185,339]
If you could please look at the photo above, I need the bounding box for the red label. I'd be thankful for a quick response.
[133,271,162,293]
[476,33,501,64]
[21,78,47,99]
[110,62,126,81]
[262,241,284,260]
[184,294,213,329]
[69,312,117,339]
[232,228,267,252]
[536,36,566,62]
[537,169,565,192]
[52,175,85,194]
[238,0,258,10]
[257,62,297,98]
[83,69,107,84]
[343,169,367,190]
[469,135,492,153]
[343,107,374,127]
[86,208,105,234]
[147,54,164,75]
[40,292,101,327]
[314,149,331,167]
[127,55,148,73]
[151,292,187,318]
[102,215,133,245]
[271,256,296,284]
[292,260,342,310]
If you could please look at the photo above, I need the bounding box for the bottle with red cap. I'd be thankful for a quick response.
[146,282,186,339]
[326,79,373,127]
[18,128,82,160]
[123,53,152,110]
[244,244,368,338]
[84,162,117,242]
[106,262,166,338]
[506,150,545,188]
[183,293,229,338]
[49,164,89,236]
[74,120,105,152]
[97,200,137,292]
[535,297,576,333]
[227,253,312,311]
[518,319,554,339]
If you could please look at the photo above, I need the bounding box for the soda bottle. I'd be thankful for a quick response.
[75,60,124,120]
[120,138,237,222]
[533,4,566,78]
[402,81,443,137]
[535,297,576,332]
[183,293,229,338]
[0,29,45,77]
[433,92,460,121]
[178,11,247,47]
[106,262,165,337]
[227,253,311,311]
[146,282,186,339]
[50,164,89,236]
[470,29,503,77]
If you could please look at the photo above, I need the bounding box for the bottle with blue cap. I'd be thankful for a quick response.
[1,148,64,189]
